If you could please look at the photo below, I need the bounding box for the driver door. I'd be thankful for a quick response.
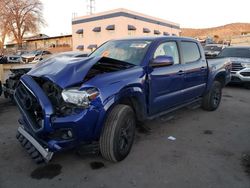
[149,41,185,115]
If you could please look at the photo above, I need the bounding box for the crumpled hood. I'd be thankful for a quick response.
[28,56,102,88]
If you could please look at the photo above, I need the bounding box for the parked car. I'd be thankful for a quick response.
[3,51,88,101]
[0,55,8,64]
[14,37,231,163]
[0,81,2,96]
[216,46,250,88]
[204,44,226,58]
[3,64,34,101]
[7,51,28,64]
[21,50,52,63]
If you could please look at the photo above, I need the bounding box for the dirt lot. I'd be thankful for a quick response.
[0,86,250,188]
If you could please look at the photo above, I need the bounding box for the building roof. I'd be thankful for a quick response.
[107,36,194,42]
[72,8,180,29]
[25,34,72,42]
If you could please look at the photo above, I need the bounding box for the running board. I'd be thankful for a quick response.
[147,98,202,120]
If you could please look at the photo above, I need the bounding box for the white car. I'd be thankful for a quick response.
[21,50,52,63]
[217,46,250,89]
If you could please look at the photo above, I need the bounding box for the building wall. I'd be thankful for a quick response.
[72,9,180,52]
[25,36,72,50]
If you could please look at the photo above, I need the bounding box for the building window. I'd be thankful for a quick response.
[143,28,151,33]
[77,45,84,51]
[128,25,136,31]
[106,25,115,30]
[76,29,84,38]
[128,30,136,36]
[93,27,101,32]
[88,44,98,51]
[154,30,161,35]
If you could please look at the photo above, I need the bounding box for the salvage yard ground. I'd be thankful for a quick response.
[0,86,250,188]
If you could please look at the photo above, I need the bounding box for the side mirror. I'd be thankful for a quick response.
[150,55,174,67]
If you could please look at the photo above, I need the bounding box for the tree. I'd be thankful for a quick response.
[0,0,10,53]
[2,0,45,48]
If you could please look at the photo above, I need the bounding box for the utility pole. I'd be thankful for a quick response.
[87,0,95,15]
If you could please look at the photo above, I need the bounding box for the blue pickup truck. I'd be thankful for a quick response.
[14,37,231,163]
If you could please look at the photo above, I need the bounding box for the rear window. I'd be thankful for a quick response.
[181,42,201,63]
[217,48,250,58]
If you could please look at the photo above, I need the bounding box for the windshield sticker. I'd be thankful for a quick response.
[101,51,110,57]
[130,43,148,48]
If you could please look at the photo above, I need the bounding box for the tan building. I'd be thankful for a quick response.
[24,34,72,50]
[72,8,180,52]
[5,34,72,53]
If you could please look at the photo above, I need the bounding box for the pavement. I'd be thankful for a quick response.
[0,86,250,188]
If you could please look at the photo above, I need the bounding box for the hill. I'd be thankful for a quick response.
[181,23,250,40]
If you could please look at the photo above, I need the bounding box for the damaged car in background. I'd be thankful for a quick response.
[14,37,231,163]
[21,50,52,63]
[7,50,28,64]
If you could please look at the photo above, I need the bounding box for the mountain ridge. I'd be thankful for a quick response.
[181,23,250,40]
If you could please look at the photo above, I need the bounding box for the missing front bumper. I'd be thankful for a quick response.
[17,126,54,163]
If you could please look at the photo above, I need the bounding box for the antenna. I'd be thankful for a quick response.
[87,0,95,15]
[72,12,77,20]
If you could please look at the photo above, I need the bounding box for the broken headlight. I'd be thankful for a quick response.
[61,88,99,108]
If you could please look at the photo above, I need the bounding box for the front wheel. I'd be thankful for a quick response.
[100,104,136,162]
[202,81,222,111]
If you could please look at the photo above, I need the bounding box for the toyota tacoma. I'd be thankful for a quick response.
[14,37,231,163]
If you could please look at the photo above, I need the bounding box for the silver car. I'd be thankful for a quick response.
[217,46,250,89]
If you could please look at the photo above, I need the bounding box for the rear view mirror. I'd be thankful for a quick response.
[150,55,174,67]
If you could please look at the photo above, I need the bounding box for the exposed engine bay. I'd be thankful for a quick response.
[83,57,134,81]
[32,57,134,116]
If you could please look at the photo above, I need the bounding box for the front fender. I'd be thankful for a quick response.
[92,86,147,140]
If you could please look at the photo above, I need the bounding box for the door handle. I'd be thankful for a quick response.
[200,66,206,70]
[177,70,185,75]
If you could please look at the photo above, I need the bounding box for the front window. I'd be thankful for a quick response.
[89,40,152,65]
[153,41,180,64]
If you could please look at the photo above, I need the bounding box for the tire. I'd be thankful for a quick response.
[202,81,222,111]
[100,104,136,162]
[244,83,250,89]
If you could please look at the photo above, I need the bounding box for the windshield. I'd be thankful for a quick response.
[89,40,152,65]
[217,48,250,58]
[204,46,222,51]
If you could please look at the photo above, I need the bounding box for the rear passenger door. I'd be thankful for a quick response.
[180,41,208,101]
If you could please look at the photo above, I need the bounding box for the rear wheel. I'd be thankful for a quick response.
[244,83,250,89]
[100,104,136,162]
[202,81,222,111]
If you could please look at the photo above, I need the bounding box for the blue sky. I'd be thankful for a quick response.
[41,0,250,36]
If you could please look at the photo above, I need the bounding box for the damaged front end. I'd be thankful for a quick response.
[14,56,131,163]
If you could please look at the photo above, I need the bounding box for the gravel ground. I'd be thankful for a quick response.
[0,86,249,188]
